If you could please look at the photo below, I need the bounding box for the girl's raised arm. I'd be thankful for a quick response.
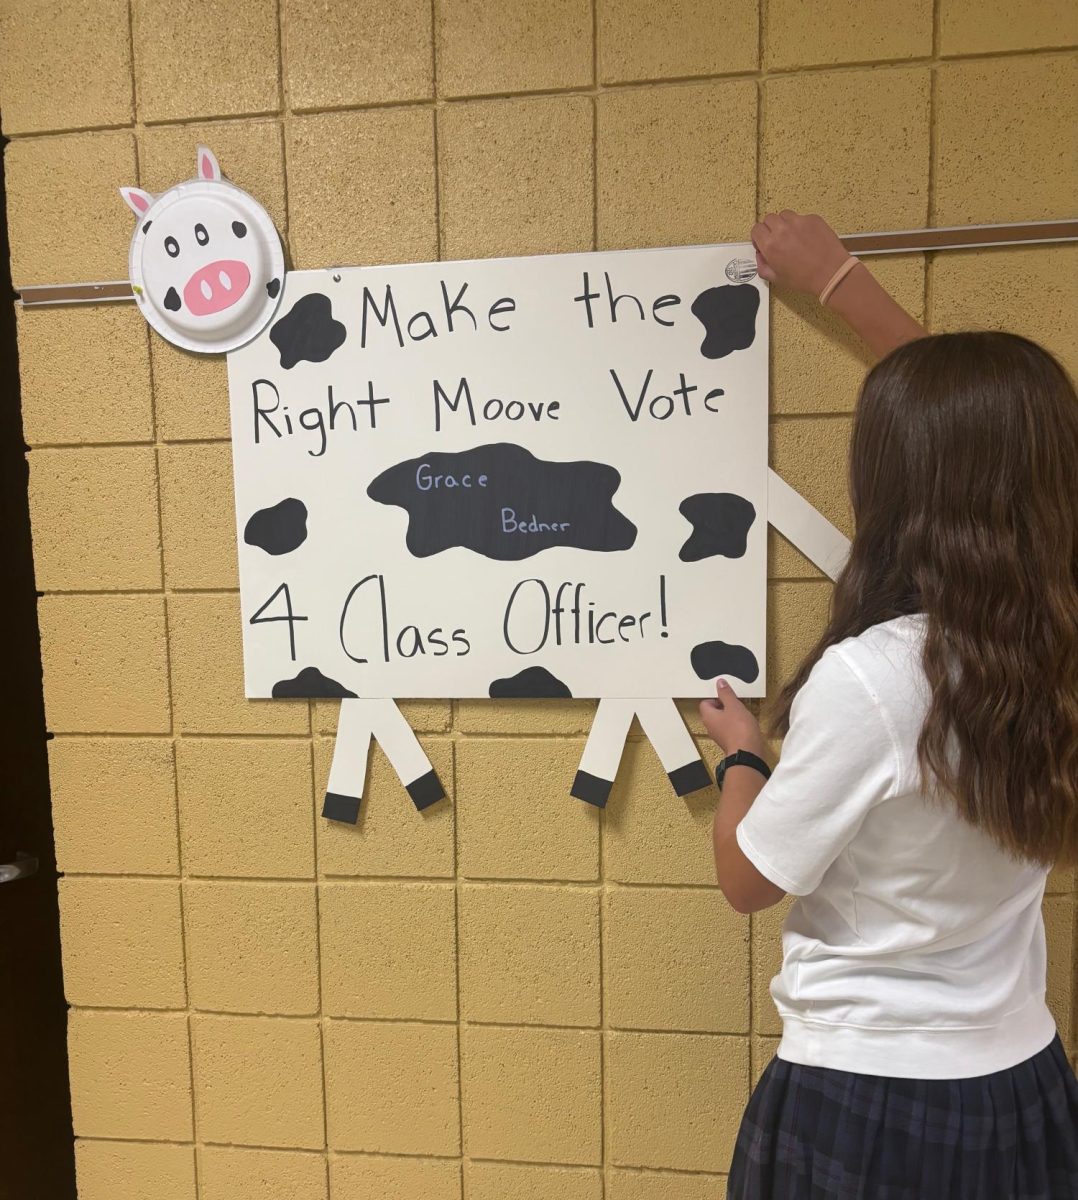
[751,211,926,359]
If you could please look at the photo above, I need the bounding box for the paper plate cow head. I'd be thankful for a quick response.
[120,146,285,354]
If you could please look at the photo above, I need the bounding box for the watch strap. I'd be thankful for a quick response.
[716,749,772,789]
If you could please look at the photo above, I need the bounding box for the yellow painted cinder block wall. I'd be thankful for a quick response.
[2,3,1076,1197]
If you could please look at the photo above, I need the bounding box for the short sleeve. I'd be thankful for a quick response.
[736,647,901,897]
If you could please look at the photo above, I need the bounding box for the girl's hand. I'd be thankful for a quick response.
[750,211,849,296]
[698,680,766,756]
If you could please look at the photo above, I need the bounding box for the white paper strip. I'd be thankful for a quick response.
[766,469,851,582]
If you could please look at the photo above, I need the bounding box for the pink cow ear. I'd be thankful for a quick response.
[196,145,222,182]
[120,186,155,217]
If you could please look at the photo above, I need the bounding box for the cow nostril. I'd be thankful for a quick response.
[219,270,232,291]
[200,279,213,301]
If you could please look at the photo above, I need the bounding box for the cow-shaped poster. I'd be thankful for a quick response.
[121,148,849,824]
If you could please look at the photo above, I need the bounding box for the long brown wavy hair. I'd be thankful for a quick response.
[772,332,1078,867]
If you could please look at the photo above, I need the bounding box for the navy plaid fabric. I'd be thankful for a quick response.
[728,1034,1078,1199]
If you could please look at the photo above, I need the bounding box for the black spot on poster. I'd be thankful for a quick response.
[269,293,346,369]
[164,286,181,312]
[266,277,280,299]
[489,666,573,698]
[367,443,637,561]
[233,221,248,238]
[691,640,760,683]
[690,283,759,360]
[244,498,308,556]
[272,666,356,698]
[679,493,756,561]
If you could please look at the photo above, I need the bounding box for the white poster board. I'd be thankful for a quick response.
[227,244,768,701]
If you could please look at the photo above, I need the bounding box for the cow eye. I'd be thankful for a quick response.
[194,223,209,246]
[164,235,180,258]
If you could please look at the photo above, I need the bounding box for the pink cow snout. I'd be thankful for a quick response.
[182,259,252,316]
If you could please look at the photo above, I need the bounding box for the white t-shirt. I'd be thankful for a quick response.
[737,614,1055,1079]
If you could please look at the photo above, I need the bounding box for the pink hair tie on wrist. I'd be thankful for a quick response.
[818,256,861,306]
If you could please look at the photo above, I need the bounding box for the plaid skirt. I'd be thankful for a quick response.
[728,1034,1078,1200]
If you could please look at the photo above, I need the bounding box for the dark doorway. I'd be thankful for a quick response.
[0,135,77,1199]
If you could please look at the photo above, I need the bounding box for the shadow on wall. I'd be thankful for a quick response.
[0,130,77,1199]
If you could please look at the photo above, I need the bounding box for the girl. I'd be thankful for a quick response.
[699,212,1078,1199]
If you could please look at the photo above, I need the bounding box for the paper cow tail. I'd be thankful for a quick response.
[571,698,711,808]
[323,699,446,825]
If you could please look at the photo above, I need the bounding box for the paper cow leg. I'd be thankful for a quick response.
[571,699,637,807]
[634,699,712,796]
[767,468,851,581]
[571,699,710,807]
[322,699,446,825]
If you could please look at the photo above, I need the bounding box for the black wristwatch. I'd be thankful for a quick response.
[715,749,772,790]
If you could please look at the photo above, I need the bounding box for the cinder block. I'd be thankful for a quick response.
[199,1146,328,1200]
[1044,896,1076,1045]
[6,131,136,286]
[330,1154,461,1200]
[133,0,279,122]
[287,109,436,268]
[29,447,161,591]
[603,886,749,1033]
[49,737,178,874]
[454,699,594,734]
[151,339,231,442]
[598,0,758,83]
[437,0,592,97]
[138,118,287,234]
[771,255,925,416]
[597,81,756,249]
[283,0,431,110]
[0,0,132,133]
[74,1140,196,1200]
[320,881,457,1020]
[315,698,451,735]
[184,881,318,1014]
[934,56,1076,226]
[763,68,931,232]
[606,1030,748,1171]
[940,1,1077,58]
[751,1035,780,1086]
[191,1014,324,1148]
[314,737,455,877]
[608,1168,729,1200]
[456,738,600,880]
[59,877,185,1009]
[324,1019,460,1155]
[16,302,153,447]
[175,738,314,878]
[766,581,833,702]
[751,898,793,1036]
[928,245,1077,379]
[167,593,309,734]
[1046,863,1076,895]
[461,1025,601,1163]
[459,882,600,1025]
[438,96,592,260]
[466,1161,602,1200]
[769,416,853,550]
[602,738,721,885]
[38,594,171,733]
[68,1009,192,1140]
[159,443,238,590]
[765,0,931,68]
